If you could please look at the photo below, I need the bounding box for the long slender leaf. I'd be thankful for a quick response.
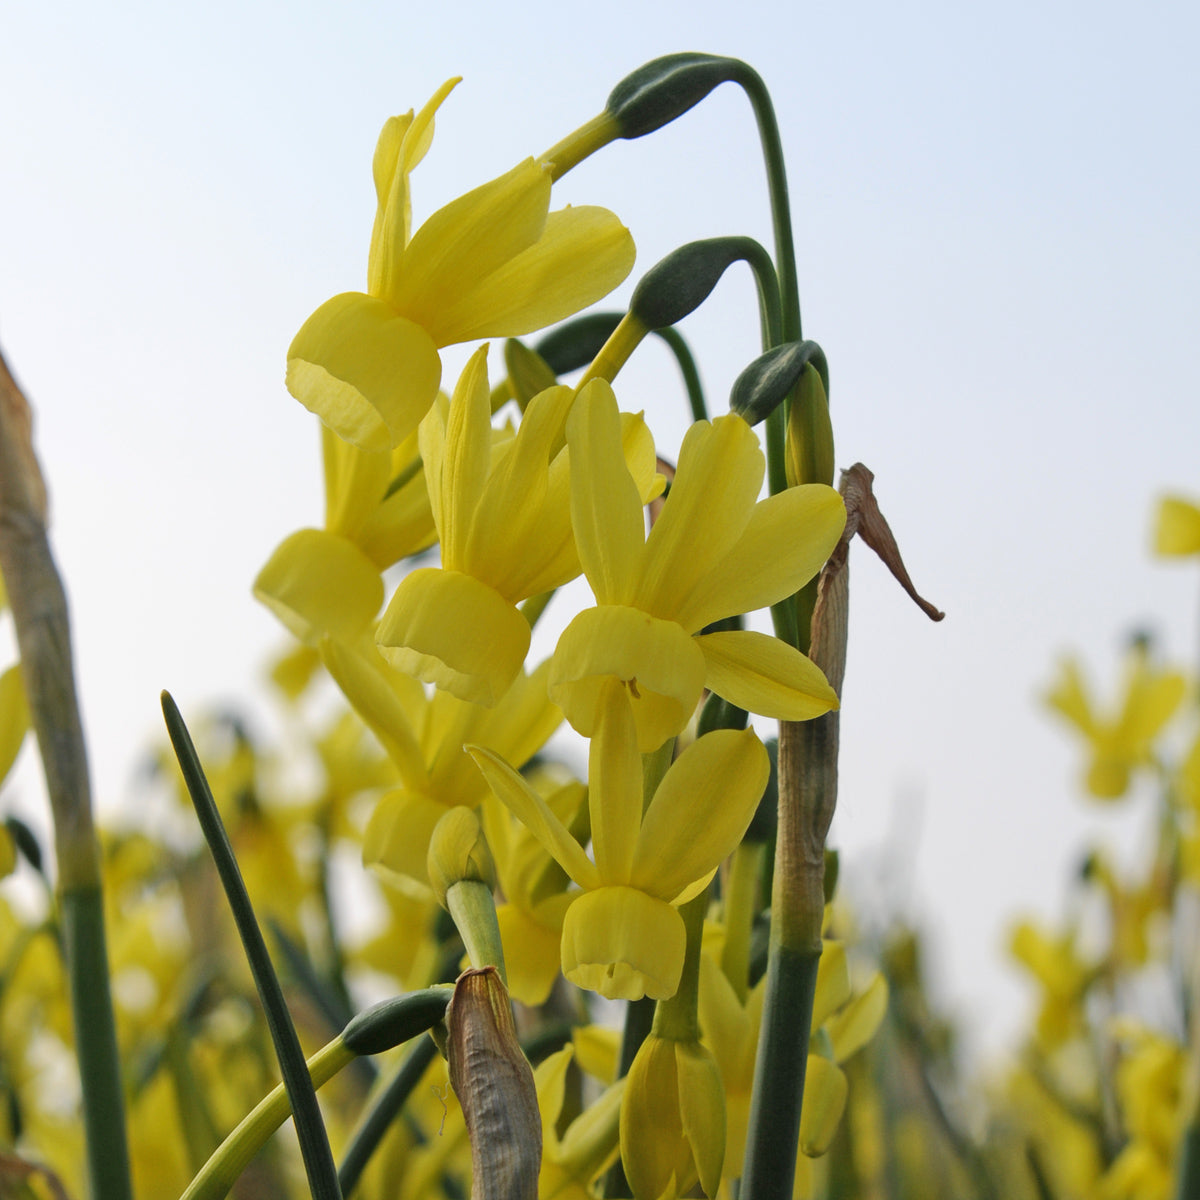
[162,690,342,1200]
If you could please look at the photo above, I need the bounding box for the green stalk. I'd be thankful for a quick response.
[0,349,132,1200]
[338,1035,440,1198]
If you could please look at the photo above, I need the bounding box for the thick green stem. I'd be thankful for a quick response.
[0,349,132,1200]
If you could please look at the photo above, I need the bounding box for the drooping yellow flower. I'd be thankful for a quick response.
[620,1031,726,1199]
[1045,646,1186,800]
[1152,493,1200,557]
[321,636,561,890]
[550,380,845,751]
[469,677,768,1001]
[287,80,635,452]
[375,348,660,706]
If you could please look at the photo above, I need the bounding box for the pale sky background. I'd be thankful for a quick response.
[2,0,1198,1061]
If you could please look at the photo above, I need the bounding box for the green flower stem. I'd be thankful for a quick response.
[654,327,708,423]
[539,111,621,182]
[0,350,133,1200]
[338,1034,440,1198]
[578,312,650,387]
[721,841,768,1003]
[446,879,508,985]
[180,1038,355,1200]
[165,1021,224,1173]
[641,738,675,814]
[740,941,819,1199]
[651,890,708,1043]
[729,63,801,343]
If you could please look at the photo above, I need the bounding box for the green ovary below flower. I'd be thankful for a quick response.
[550,377,846,751]
[286,79,635,452]
[375,346,660,706]
[468,677,769,1001]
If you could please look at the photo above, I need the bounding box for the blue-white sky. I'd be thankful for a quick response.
[2,0,1199,1058]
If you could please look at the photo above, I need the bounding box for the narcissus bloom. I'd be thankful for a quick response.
[375,348,660,706]
[469,677,768,1001]
[619,1032,726,1199]
[321,637,561,890]
[1045,647,1186,800]
[286,79,635,452]
[550,382,845,751]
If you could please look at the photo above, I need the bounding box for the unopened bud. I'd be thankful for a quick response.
[631,238,758,331]
[427,807,496,907]
[729,339,827,433]
[607,53,745,139]
[786,360,835,487]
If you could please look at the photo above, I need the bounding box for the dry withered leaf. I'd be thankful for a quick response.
[446,966,541,1200]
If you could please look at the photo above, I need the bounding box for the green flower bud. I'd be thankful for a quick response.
[340,988,451,1057]
[606,53,746,139]
[630,237,759,331]
[427,807,496,908]
[786,360,835,488]
[729,339,827,429]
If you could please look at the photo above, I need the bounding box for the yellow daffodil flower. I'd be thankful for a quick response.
[535,1044,625,1200]
[1045,647,1186,800]
[321,636,561,890]
[697,940,888,1181]
[286,79,635,452]
[375,348,659,706]
[549,380,845,751]
[620,1031,726,1199]
[1153,493,1200,557]
[469,677,768,1001]
[1008,918,1092,1047]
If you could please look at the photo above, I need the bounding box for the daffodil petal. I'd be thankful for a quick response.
[389,159,551,338]
[637,414,763,620]
[631,728,768,901]
[567,381,647,606]
[533,1045,574,1150]
[698,630,839,721]
[675,484,846,633]
[827,973,889,1063]
[467,745,599,890]
[0,665,29,786]
[676,1040,727,1199]
[589,679,643,885]
[621,1036,686,1200]
[318,636,428,786]
[812,940,852,1030]
[436,345,493,567]
[363,788,450,892]
[376,568,530,707]
[797,1055,847,1157]
[550,606,706,752]
[562,887,684,1001]
[253,529,383,644]
[286,292,441,451]
[497,903,566,1008]
[1154,495,1200,556]
[433,205,635,344]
